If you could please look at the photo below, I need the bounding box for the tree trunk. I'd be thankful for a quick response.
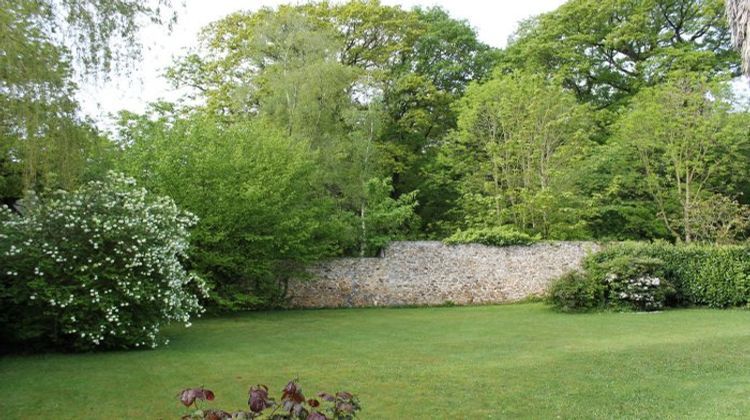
[684,181,692,243]
[360,203,367,257]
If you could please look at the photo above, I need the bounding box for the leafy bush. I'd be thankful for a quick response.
[588,242,750,308]
[586,256,675,311]
[550,241,750,312]
[349,177,419,257]
[179,379,360,419]
[0,172,207,351]
[547,271,604,312]
[444,226,538,247]
[118,117,349,311]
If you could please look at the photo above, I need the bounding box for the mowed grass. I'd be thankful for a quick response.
[3,303,750,419]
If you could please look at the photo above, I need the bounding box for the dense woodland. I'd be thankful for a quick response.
[3,0,750,310]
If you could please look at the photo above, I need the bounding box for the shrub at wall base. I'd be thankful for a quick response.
[549,241,749,312]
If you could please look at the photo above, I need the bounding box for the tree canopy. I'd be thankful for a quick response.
[3,0,749,310]
[1,0,175,203]
[502,0,738,109]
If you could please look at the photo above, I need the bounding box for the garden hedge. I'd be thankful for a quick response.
[550,241,750,311]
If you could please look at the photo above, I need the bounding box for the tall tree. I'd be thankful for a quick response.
[167,2,424,254]
[167,1,497,237]
[438,71,594,238]
[502,0,738,110]
[117,113,347,309]
[1,0,175,202]
[380,7,499,232]
[614,73,750,243]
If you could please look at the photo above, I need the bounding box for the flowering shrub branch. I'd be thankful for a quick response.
[0,172,207,351]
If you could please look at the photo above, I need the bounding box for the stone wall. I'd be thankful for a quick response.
[287,241,600,308]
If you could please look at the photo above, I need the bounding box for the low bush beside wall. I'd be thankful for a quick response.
[549,241,750,311]
[443,226,538,247]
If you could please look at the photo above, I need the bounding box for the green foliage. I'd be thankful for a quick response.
[439,70,594,238]
[117,114,346,310]
[547,271,605,312]
[613,73,750,243]
[588,242,750,308]
[406,6,499,94]
[1,0,174,203]
[551,242,750,312]
[166,1,498,237]
[577,150,674,241]
[159,1,749,246]
[502,0,737,109]
[587,256,675,311]
[352,177,419,256]
[308,0,422,70]
[492,0,747,242]
[381,6,499,229]
[1,1,86,198]
[0,172,206,351]
[443,226,537,247]
[497,3,747,244]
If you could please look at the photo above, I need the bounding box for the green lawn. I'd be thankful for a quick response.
[2,303,750,419]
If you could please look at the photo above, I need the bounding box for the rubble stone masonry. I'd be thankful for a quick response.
[287,241,600,308]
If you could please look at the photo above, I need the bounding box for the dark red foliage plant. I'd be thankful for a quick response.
[179,388,216,407]
[179,379,360,419]
[249,385,272,413]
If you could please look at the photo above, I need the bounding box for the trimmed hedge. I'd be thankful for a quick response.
[444,226,538,247]
[549,241,750,311]
[588,242,750,308]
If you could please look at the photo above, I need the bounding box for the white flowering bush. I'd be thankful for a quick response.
[605,273,669,311]
[549,254,675,312]
[0,172,207,351]
[593,256,675,311]
[551,244,750,312]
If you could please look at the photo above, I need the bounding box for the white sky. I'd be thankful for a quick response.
[77,0,568,124]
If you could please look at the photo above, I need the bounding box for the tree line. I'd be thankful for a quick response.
[2,0,749,309]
